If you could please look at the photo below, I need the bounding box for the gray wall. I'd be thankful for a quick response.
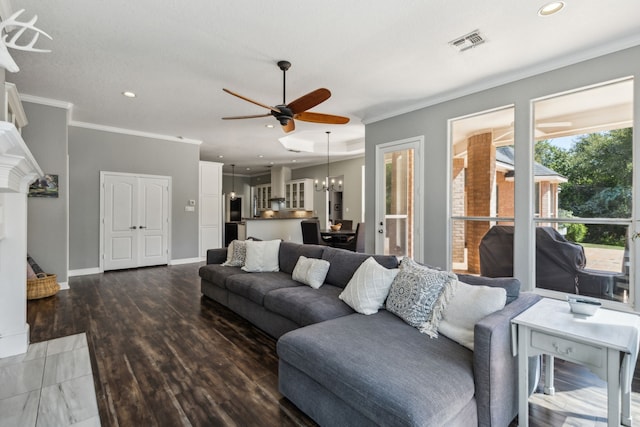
[365,45,640,285]
[22,102,69,282]
[68,127,200,270]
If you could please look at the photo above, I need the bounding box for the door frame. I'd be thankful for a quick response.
[374,136,424,262]
[99,171,172,272]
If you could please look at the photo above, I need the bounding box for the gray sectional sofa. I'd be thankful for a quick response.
[199,241,540,427]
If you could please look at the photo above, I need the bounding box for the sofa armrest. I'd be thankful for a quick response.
[473,292,541,427]
[206,248,228,265]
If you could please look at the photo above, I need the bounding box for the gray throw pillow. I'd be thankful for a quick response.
[221,240,246,267]
[386,258,456,338]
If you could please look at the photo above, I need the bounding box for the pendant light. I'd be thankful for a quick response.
[315,131,342,192]
[230,164,237,201]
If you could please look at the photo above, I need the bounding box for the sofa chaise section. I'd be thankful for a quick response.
[278,283,541,427]
[278,310,478,426]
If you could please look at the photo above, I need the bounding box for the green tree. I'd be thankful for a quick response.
[566,129,631,245]
[534,140,571,175]
[537,129,632,246]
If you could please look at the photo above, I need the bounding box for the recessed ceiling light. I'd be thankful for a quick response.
[122,91,136,98]
[538,1,565,16]
[265,124,274,128]
[246,167,251,171]
[258,154,264,158]
[218,155,224,159]
[269,161,274,165]
[292,160,297,163]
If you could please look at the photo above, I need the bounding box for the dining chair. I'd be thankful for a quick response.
[301,219,329,245]
[333,222,365,252]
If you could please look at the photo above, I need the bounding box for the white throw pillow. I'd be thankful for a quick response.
[221,240,247,267]
[438,280,507,350]
[292,256,330,289]
[241,240,281,272]
[339,257,399,315]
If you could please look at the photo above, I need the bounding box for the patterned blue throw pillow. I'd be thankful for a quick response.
[386,258,456,338]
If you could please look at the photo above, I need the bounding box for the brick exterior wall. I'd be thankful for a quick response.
[466,132,495,273]
[496,171,514,218]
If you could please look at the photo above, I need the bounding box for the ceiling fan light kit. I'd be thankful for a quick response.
[222,60,349,133]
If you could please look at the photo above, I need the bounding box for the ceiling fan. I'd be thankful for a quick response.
[493,121,573,142]
[222,60,350,133]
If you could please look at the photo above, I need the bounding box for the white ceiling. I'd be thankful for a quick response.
[5,0,640,175]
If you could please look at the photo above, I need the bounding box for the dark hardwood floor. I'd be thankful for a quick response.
[27,263,640,427]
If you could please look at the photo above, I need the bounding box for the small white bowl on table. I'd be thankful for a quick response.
[566,295,602,316]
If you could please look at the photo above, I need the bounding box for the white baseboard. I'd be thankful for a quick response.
[170,257,204,265]
[0,324,29,358]
[58,282,69,290]
[68,268,101,277]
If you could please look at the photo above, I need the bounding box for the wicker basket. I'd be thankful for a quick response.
[27,273,60,300]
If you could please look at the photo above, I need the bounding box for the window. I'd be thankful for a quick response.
[449,106,515,274]
[532,78,634,304]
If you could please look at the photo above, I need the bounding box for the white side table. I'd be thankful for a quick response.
[512,298,640,427]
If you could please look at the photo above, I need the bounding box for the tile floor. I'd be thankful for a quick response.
[0,333,101,427]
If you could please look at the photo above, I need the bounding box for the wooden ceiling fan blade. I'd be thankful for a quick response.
[222,88,281,113]
[287,88,331,114]
[222,113,272,120]
[294,111,350,124]
[282,119,295,133]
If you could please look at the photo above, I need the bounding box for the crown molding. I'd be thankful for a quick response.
[363,37,640,125]
[69,121,202,145]
[19,93,74,110]
[18,94,201,145]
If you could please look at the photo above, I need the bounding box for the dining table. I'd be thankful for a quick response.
[320,229,356,246]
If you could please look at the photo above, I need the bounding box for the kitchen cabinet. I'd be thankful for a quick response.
[285,179,314,211]
[255,184,272,210]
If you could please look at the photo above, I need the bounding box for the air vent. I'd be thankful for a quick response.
[449,30,485,52]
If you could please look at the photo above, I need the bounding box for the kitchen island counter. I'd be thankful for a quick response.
[243,217,315,243]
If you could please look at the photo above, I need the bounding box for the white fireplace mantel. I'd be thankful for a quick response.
[0,120,42,358]
[0,121,42,192]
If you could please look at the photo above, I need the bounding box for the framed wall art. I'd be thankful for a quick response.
[28,174,59,198]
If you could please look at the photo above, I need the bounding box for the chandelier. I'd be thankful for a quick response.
[229,164,237,200]
[315,131,342,192]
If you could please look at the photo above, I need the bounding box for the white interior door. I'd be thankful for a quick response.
[102,172,170,271]
[138,177,169,267]
[103,175,138,270]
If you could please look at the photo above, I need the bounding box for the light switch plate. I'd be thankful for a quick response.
[185,206,195,212]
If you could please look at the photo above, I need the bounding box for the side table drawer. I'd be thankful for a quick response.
[531,331,604,368]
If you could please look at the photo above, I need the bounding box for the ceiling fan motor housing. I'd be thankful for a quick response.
[273,105,293,124]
